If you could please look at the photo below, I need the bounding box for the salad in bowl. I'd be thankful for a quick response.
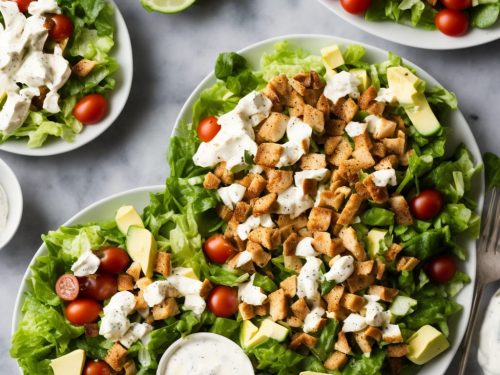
[0,0,119,149]
[11,39,482,374]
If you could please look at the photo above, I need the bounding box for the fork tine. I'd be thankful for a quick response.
[481,188,498,253]
[489,189,500,254]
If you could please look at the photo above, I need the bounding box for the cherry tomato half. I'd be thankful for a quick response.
[83,360,112,375]
[73,94,109,125]
[441,0,472,10]
[340,0,372,14]
[409,188,444,221]
[197,116,221,142]
[97,247,130,274]
[55,274,80,301]
[65,299,102,325]
[207,286,239,318]
[47,14,74,41]
[203,235,236,264]
[79,274,117,301]
[435,9,469,36]
[425,254,457,284]
[13,0,32,13]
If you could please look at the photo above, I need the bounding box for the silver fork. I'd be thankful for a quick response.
[458,187,500,375]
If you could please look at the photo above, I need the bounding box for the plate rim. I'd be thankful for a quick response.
[0,159,23,249]
[173,33,484,374]
[0,0,134,156]
[318,0,500,50]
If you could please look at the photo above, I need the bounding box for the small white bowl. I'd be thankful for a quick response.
[0,159,23,249]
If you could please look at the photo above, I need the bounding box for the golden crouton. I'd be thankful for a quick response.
[200,279,213,299]
[324,136,342,155]
[126,262,142,281]
[289,77,306,96]
[376,261,386,280]
[245,174,268,200]
[287,316,304,328]
[389,195,414,225]
[124,360,137,375]
[154,252,171,277]
[354,331,373,353]
[293,72,313,88]
[269,74,290,97]
[268,288,288,321]
[280,275,297,298]
[254,304,269,316]
[258,112,289,142]
[383,130,406,156]
[339,226,366,261]
[325,119,347,136]
[337,194,364,226]
[347,273,376,294]
[368,285,399,302]
[253,193,277,216]
[324,351,348,371]
[371,142,387,158]
[277,214,308,230]
[227,252,254,272]
[300,153,327,170]
[334,331,352,354]
[341,293,367,312]
[134,291,148,310]
[216,204,233,222]
[105,343,128,371]
[332,97,359,123]
[248,227,281,250]
[303,104,325,133]
[289,332,318,350]
[387,344,409,357]
[373,118,397,140]
[247,241,271,268]
[330,186,352,211]
[359,86,377,110]
[72,59,97,77]
[324,285,345,312]
[283,232,299,256]
[386,243,403,262]
[290,297,310,320]
[266,169,293,193]
[263,84,283,112]
[152,298,180,320]
[203,172,221,190]
[367,101,386,116]
[307,207,333,232]
[312,231,334,257]
[214,162,234,185]
[117,274,135,291]
[301,179,318,196]
[239,302,256,320]
[352,133,375,169]
[317,94,330,114]
[329,138,353,166]
[310,71,325,90]
[136,277,153,290]
[374,155,399,171]
[255,143,283,168]
[364,326,383,342]
[396,256,420,272]
[363,174,389,204]
[233,201,252,223]
[356,260,375,276]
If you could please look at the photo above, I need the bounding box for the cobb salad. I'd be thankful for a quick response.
[11,42,482,374]
[0,0,118,148]
[338,0,500,36]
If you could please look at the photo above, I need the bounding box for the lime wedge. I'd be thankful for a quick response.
[140,0,196,13]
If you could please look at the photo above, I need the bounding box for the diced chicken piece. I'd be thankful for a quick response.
[291,297,310,320]
[277,214,308,230]
[386,243,403,262]
[247,241,272,268]
[200,279,213,299]
[337,194,364,226]
[387,344,409,358]
[287,316,304,328]
[289,332,318,350]
[356,260,375,276]
[283,232,300,256]
[341,293,367,312]
[136,277,153,290]
[254,304,269,316]
[72,59,97,77]
[203,172,221,190]
[214,162,234,185]
[268,288,288,321]
[267,169,293,193]
[154,252,171,277]
[363,174,389,204]
[152,298,180,320]
[373,118,397,140]
[307,207,333,232]
[367,102,386,116]
[324,351,348,371]
[372,142,387,158]
[255,143,283,168]
[328,138,353,166]
[105,343,128,371]
[300,153,327,170]
[334,331,352,354]
[364,326,382,342]
[303,104,325,133]
[233,201,252,223]
[316,94,330,115]
[376,261,386,280]
[280,275,297,298]
[359,86,377,110]
[339,227,366,261]
[337,159,365,183]
[263,84,283,112]
[396,256,420,272]
[312,231,337,257]
[368,285,399,302]
[269,74,290,97]
[244,174,268,201]
[374,155,399,171]
[332,97,359,123]
[354,331,373,353]
[383,130,406,156]
[324,136,342,155]
[248,227,281,250]
[239,302,256,320]
[389,196,414,225]
[216,204,233,222]
[324,284,345,312]
[118,274,135,291]
[287,91,305,117]
[258,112,289,142]
[289,77,307,96]
[253,193,278,216]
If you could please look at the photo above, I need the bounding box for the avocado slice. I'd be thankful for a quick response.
[390,295,418,317]
[126,226,157,278]
[350,68,370,92]
[245,319,289,349]
[321,45,345,71]
[115,205,144,235]
[240,320,259,349]
[366,228,388,258]
[387,66,441,136]
[407,325,450,365]
[50,349,86,375]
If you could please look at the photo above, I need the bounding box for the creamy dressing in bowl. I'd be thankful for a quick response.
[157,332,254,375]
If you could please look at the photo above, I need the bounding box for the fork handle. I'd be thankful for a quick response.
[458,282,485,375]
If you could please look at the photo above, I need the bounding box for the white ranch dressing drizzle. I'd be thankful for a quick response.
[0,184,8,232]
[478,287,500,375]
[157,333,254,375]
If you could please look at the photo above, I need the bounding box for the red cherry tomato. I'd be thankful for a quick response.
[47,14,74,41]
[55,274,80,301]
[197,116,221,142]
[340,0,372,14]
[83,360,112,375]
[73,94,109,125]
[79,274,117,301]
[12,0,32,13]
[441,0,472,10]
[65,299,102,325]
[97,247,130,274]
[203,235,236,264]
[425,254,457,284]
[435,9,469,36]
[207,286,239,318]
[409,189,444,221]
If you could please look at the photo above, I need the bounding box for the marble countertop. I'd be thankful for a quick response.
[1,0,499,373]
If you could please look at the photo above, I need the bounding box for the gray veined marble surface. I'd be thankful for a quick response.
[1,0,499,373]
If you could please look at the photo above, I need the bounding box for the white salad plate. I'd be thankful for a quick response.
[11,185,163,356]
[175,34,484,374]
[0,159,23,249]
[0,0,133,156]
[318,0,500,50]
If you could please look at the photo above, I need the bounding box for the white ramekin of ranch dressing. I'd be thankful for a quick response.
[157,332,254,375]
[478,287,500,375]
